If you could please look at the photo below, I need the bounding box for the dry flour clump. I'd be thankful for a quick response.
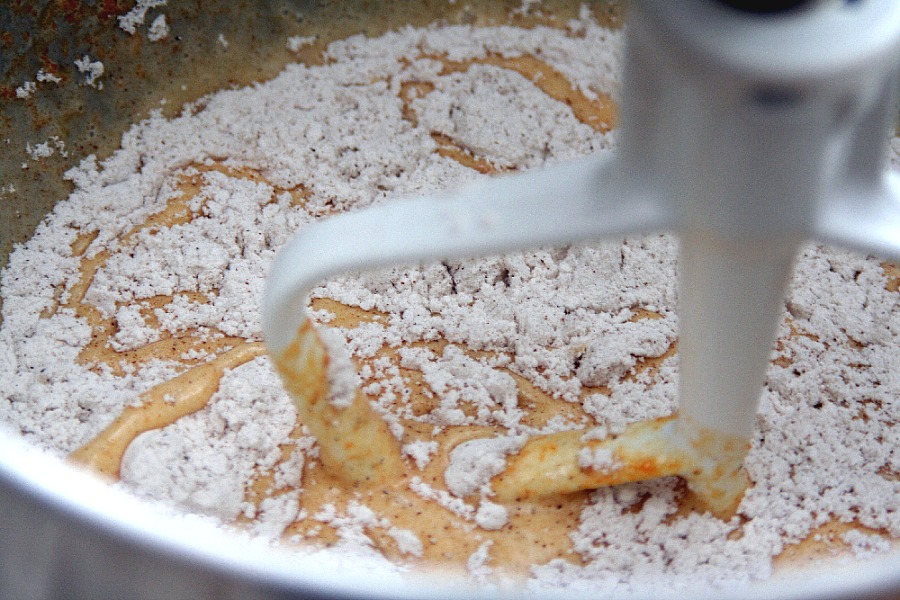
[74,55,104,88]
[147,15,170,42]
[118,0,167,35]
[0,12,897,595]
[120,357,298,523]
[445,435,527,498]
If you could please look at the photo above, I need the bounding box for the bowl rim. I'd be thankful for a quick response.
[1,430,897,600]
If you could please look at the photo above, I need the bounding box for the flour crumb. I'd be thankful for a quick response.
[512,0,543,17]
[252,491,301,539]
[26,136,67,160]
[445,435,526,498]
[74,55,104,88]
[15,81,36,99]
[314,501,399,554]
[36,69,62,84]
[14,68,64,103]
[118,0,167,34]
[467,540,494,581]
[217,33,229,49]
[287,35,316,53]
[581,426,608,441]
[841,530,891,559]
[409,477,475,521]
[402,439,439,469]
[319,328,361,408]
[148,14,170,42]
[577,446,618,473]
[387,527,424,557]
[475,500,508,530]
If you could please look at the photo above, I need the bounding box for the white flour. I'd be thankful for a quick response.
[0,13,897,595]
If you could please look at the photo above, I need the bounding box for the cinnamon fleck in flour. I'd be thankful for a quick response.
[0,14,898,594]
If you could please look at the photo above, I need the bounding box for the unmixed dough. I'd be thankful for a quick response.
[0,11,897,595]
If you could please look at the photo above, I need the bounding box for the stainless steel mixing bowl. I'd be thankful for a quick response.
[0,2,897,598]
